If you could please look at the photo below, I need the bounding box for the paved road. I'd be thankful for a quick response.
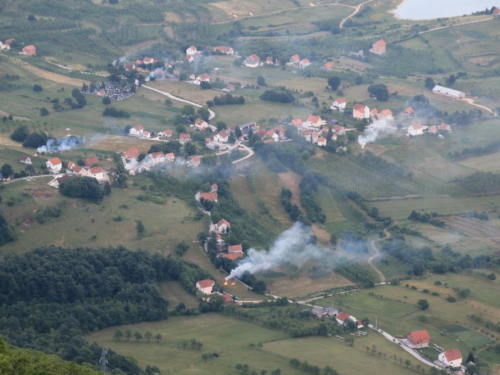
[142,85,216,120]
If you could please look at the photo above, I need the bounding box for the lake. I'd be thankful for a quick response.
[393,0,500,20]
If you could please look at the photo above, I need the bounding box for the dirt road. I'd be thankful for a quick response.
[339,0,374,29]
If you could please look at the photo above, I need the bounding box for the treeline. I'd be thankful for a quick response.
[456,172,500,194]
[408,210,445,227]
[103,106,131,118]
[0,246,212,374]
[59,176,109,202]
[206,93,245,107]
[345,191,392,228]
[260,89,295,103]
[449,140,500,160]
[0,212,16,246]
[280,188,307,223]
[300,172,326,224]
[354,151,409,180]
[10,125,48,148]
[335,263,376,287]
[290,358,340,375]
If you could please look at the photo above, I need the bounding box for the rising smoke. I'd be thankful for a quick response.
[357,120,396,149]
[37,136,84,153]
[227,222,333,279]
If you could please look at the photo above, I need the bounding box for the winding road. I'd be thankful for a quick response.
[368,240,385,284]
[339,0,374,29]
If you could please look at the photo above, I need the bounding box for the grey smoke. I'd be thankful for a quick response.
[37,136,84,153]
[227,222,332,279]
[358,120,395,149]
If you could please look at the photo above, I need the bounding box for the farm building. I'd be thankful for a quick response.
[407,330,430,348]
[369,40,386,55]
[19,155,32,165]
[196,279,214,294]
[244,54,260,68]
[439,123,452,133]
[432,85,465,99]
[22,45,36,56]
[438,348,462,368]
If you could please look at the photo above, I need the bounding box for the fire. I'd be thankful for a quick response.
[223,282,228,286]
[33,154,38,157]
[231,282,236,286]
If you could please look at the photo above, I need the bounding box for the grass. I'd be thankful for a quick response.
[159,281,199,309]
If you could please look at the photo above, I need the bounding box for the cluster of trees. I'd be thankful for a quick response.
[408,210,445,227]
[449,140,500,160]
[345,191,392,228]
[59,176,109,202]
[461,211,489,220]
[0,212,16,246]
[367,84,389,101]
[355,151,409,180]
[69,88,87,108]
[103,106,131,118]
[335,263,375,287]
[239,272,267,294]
[10,125,48,148]
[299,172,326,224]
[280,188,307,223]
[456,172,500,194]
[290,358,340,375]
[206,93,245,107]
[114,329,163,343]
[0,74,20,92]
[260,89,295,103]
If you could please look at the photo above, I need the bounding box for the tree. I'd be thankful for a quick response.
[133,331,143,342]
[10,126,30,143]
[228,133,236,144]
[40,108,49,116]
[181,105,195,117]
[154,333,162,343]
[404,359,411,368]
[197,107,210,122]
[417,299,429,310]
[59,177,103,202]
[368,84,389,101]
[32,84,43,93]
[200,81,211,89]
[235,125,243,139]
[216,122,227,131]
[328,76,341,90]
[125,329,132,341]
[0,164,13,179]
[144,331,152,342]
[252,280,267,294]
[184,142,196,156]
[114,329,123,341]
[136,220,145,239]
[257,76,266,86]
[27,14,37,21]
[103,182,111,196]
[165,99,172,107]
[102,96,111,105]
[23,132,48,148]
[425,77,435,90]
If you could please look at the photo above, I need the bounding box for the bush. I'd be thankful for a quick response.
[260,89,295,103]
[103,107,130,118]
[102,96,111,105]
[59,177,103,202]
[10,125,30,143]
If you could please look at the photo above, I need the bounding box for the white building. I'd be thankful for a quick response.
[214,131,229,143]
[196,279,215,294]
[46,157,62,173]
[408,123,424,136]
[186,45,197,56]
[89,166,105,182]
[129,125,144,136]
[438,348,462,368]
[331,98,346,111]
[353,104,370,120]
[432,85,465,99]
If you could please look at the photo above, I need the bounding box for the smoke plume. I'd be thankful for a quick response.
[37,136,84,153]
[357,120,395,149]
[227,222,332,279]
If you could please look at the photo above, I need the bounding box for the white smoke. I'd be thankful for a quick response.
[357,120,395,149]
[227,222,332,279]
[37,136,84,153]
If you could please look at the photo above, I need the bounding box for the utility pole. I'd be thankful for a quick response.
[99,347,108,374]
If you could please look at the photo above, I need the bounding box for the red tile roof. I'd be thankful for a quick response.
[133,124,143,131]
[411,123,423,130]
[197,279,214,289]
[336,98,346,104]
[404,107,414,114]
[373,40,386,47]
[407,330,430,345]
[324,62,333,68]
[200,192,217,201]
[19,155,29,162]
[48,157,62,165]
[84,156,99,167]
[336,311,350,321]
[353,103,366,111]
[217,218,231,228]
[123,147,140,159]
[228,244,242,253]
[223,293,233,304]
[151,152,164,159]
[223,252,243,261]
[90,167,104,174]
[180,133,191,139]
[290,54,300,61]
[442,348,462,362]
[307,115,321,123]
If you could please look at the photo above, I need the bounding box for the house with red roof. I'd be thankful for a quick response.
[223,84,236,93]
[46,157,62,173]
[299,58,311,68]
[408,123,424,136]
[143,57,154,64]
[84,156,99,168]
[334,126,346,136]
[407,330,430,348]
[179,133,191,144]
[159,129,172,138]
[142,131,150,138]
[244,54,260,68]
[223,252,243,261]
[317,137,326,146]
[189,156,201,168]
[266,56,274,65]
[123,147,140,161]
[336,311,351,325]
[186,45,197,56]
[129,125,143,136]
[185,55,195,63]
[439,123,452,133]
[195,74,210,85]
[222,293,233,304]
[353,104,370,120]
[370,40,386,55]
[304,115,326,128]
[67,161,75,170]
[438,348,462,368]
[494,8,500,16]
[150,152,165,165]
[379,109,393,121]
[322,62,334,71]
[213,46,234,55]
[331,98,346,111]
[403,107,415,117]
[214,131,229,143]
[291,118,303,127]
[216,218,231,234]
[89,167,105,182]
[196,191,217,202]
[195,279,214,294]
[289,55,300,64]
[19,155,32,165]
[72,165,88,177]
[22,45,36,56]
[228,244,243,253]
[211,183,218,192]
[194,118,208,130]
[429,125,437,134]
[166,152,175,162]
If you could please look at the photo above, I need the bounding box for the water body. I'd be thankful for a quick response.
[393,0,500,20]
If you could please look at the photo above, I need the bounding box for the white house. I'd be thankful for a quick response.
[304,115,326,128]
[408,123,424,136]
[429,125,438,134]
[185,55,195,63]
[299,58,311,68]
[143,56,154,65]
[331,98,346,111]
[130,125,144,136]
[89,166,105,182]
[195,73,210,85]
[317,137,326,146]
[189,156,201,168]
[214,131,229,143]
[196,279,214,294]
[289,55,300,65]
[166,152,175,162]
[19,155,32,165]
[432,85,465,99]
[194,118,208,130]
[244,54,260,68]
[334,126,346,136]
[142,131,151,138]
[46,157,62,173]
[336,311,351,325]
[378,109,393,121]
[158,129,172,138]
[439,123,452,133]
[216,218,231,234]
[186,45,197,56]
[179,133,191,144]
[150,152,165,165]
[213,46,234,55]
[439,348,462,368]
[353,104,370,120]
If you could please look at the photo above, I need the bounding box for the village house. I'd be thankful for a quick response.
[335,126,346,136]
[89,167,105,182]
[214,131,229,143]
[142,131,151,138]
[213,46,234,55]
[408,123,424,136]
[195,191,218,202]
[223,252,243,261]
[324,307,339,317]
[331,98,346,111]
[311,131,319,144]
[179,133,191,144]
[194,118,208,130]
[158,129,172,138]
[124,64,135,71]
[19,155,32,165]
[266,56,274,65]
[244,54,260,68]
[129,125,144,136]
[238,122,257,136]
[378,109,393,121]
[143,57,154,65]
[67,162,75,170]
[301,129,313,142]
[291,118,303,127]
[166,152,175,162]
[353,103,370,120]
[428,125,438,134]
[439,123,452,133]
[370,108,378,119]
[432,85,465,99]
[299,58,311,68]
[72,166,88,177]
[46,157,62,173]
[211,183,218,192]
[407,330,430,348]
[49,175,69,189]
[322,62,334,71]
[311,306,327,319]
[196,279,215,294]
[289,55,300,65]
[336,311,351,325]
[188,156,201,168]
[222,293,233,304]
[122,147,140,163]
[228,244,243,253]
[195,73,210,85]
[136,162,151,173]
[22,45,36,56]
[438,348,462,368]
[216,218,231,234]
[223,84,235,93]
[150,152,165,165]
[185,55,195,63]
[494,8,500,16]
[186,45,198,56]
[317,137,326,146]
[370,40,386,55]
[403,107,415,117]
[84,156,99,168]
[304,115,326,128]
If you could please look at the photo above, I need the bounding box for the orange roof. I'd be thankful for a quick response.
[197,279,214,289]
[180,133,191,139]
[133,125,143,131]
[123,147,140,159]
[84,156,99,167]
[439,123,450,129]
[218,131,228,138]
[195,118,206,125]
[249,54,260,60]
[408,330,430,344]
[228,244,242,253]
[188,45,197,50]
[318,137,326,142]
[143,57,154,63]
[324,62,333,68]
[23,45,36,54]
[374,40,386,47]
[48,157,62,165]
[291,118,302,126]
[223,293,233,304]
[404,107,414,114]
[67,162,75,167]
[192,156,200,162]
[307,115,321,123]
[411,123,423,130]
[371,108,378,114]
[290,54,300,61]
[336,98,346,104]
[217,218,231,228]
[381,109,392,116]
[151,152,164,159]
[337,311,350,321]
[166,152,175,158]
[90,167,103,174]
[200,192,217,201]
[442,348,462,362]
[353,103,366,111]
[429,125,437,131]
[223,252,243,261]
[73,166,83,173]
[300,58,310,64]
